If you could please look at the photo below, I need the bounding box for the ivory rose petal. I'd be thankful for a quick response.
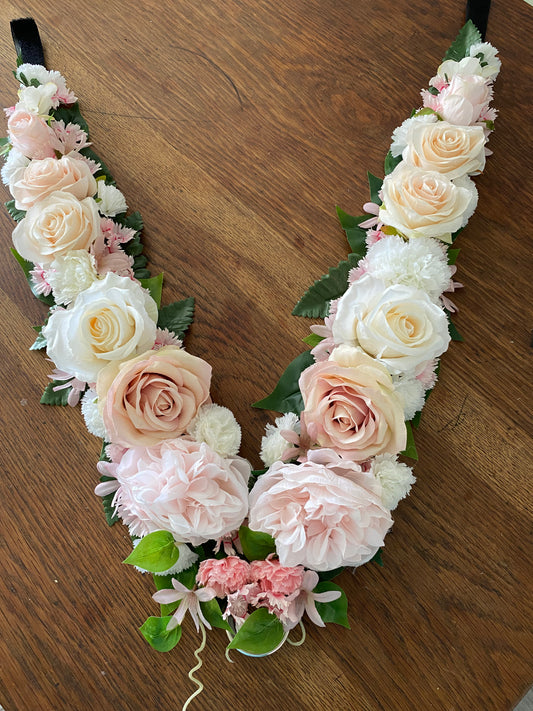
[299,345,406,462]
[97,345,212,448]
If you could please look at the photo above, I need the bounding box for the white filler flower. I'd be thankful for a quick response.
[97,181,127,217]
[46,249,98,305]
[188,403,242,458]
[81,388,107,439]
[371,453,416,510]
[260,412,301,467]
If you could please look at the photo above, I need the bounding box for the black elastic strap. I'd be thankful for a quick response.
[466,0,491,41]
[10,18,45,66]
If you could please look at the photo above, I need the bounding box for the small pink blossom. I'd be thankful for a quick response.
[152,579,216,632]
[30,265,52,296]
[359,201,381,229]
[52,87,77,106]
[250,588,299,626]
[213,530,243,556]
[348,258,369,283]
[250,557,304,596]
[99,217,136,245]
[48,366,89,406]
[365,228,384,247]
[153,328,183,350]
[50,121,91,154]
[196,556,251,598]
[415,359,438,389]
[287,570,341,628]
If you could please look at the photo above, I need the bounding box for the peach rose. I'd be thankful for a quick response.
[378,163,477,242]
[7,109,55,159]
[402,121,486,180]
[12,190,100,265]
[9,155,97,211]
[299,345,406,462]
[97,345,212,448]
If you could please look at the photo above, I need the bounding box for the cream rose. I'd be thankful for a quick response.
[299,345,406,462]
[10,155,97,211]
[332,275,450,374]
[379,163,477,242]
[402,121,486,180]
[97,345,212,448]
[43,273,158,383]
[12,190,100,265]
[7,109,54,159]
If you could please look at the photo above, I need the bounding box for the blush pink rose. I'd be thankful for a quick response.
[97,345,212,448]
[9,155,97,211]
[250,558,304,596]
[196,556,252,597]
[248,449,392,571]
[299,345,406,462]
[105,438,251,545]
[7,109,55,159]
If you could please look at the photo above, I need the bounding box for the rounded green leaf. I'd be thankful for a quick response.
[238,525,276,561]
[140,616,181,652]
[314,581,350,629]
[123,530,179,572]
[227,608,285,655]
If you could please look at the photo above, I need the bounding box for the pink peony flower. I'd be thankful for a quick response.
[103,437,250,545]
[248,448,392,571]
[7,109,55,159]
[250,558,304,596]
[196,556,251,597]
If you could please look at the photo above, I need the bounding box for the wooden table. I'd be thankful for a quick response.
[0,1,531,709]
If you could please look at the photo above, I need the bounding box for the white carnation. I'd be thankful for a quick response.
[260,412,300,467]
[1,149,29,185]
[453,174,478,227]
[131,538,199,576]
[469,42,501,81]
[97,181,127,217]
[187,403,241,458]
[364,235,452,301]
[81,388,107,438]
[392,373,426,420]
[16,82,57,116]
[390,113,437,158]
[17,64,64,88]
[46,249,98,305]
[371,453,416,510]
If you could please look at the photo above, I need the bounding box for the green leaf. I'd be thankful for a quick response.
[400,420,418,460]
[157,297,195,340]
[200,598,231,631]
[10,248,55,306]
[226,608,285,655]
[302,333,324,348]
[98,443,119,526]
[442,20,482,62]
[116,211,144,235]
[238,525,276,561]
[367,171,383,205]
[139,273,163,308]
[384,151,402,175]
[132,254,148,270]
[30,326,47,350]
[139,616,181,653]
[175,561,199,590]
[446,310,464,342]
[317,566,345,582]
[292,253,360,318]
[451,226,465,243]
[447,248,460,265]
[124,530,180,573]
[335,207,368,256]
[40,380,71,406]
[253,349,314,414]
[426,86,440,96]
[51,103,90,138]
[79,147,115,185]
[5,199,26,222]
[370,548,384,567]
[134,268,151,280]
[314,582,350,628]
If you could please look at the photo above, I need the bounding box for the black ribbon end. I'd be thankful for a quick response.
[465,0,491,41]
[10,18,45,67]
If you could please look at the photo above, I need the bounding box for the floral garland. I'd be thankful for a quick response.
[3,20,499,710]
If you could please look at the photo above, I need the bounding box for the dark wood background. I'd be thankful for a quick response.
[0,1,531,709]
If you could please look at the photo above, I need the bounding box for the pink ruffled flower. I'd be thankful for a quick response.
[152,579,216,632]
[348,258,369,283]
[101,438,250,545]
[30,265,52,296]
[248,448,392,571]
[250,558,304,596]
[50,121,91,155]
[415,359,438,389]
[153,328,183,350]
[196,556,251,598]
[249,588,298,626]
[365,228,384,247]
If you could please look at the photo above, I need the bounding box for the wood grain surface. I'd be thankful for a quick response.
[0,1,531,710]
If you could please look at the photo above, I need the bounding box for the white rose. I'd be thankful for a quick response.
[402,121,486,180]
[16,82,57,116]
[42,272,158,383]
[332,275,451,374]
[10,155,97,211]
[379,162,477,242]
[437,75,492,125]
[12,190,100,265]
[469,42,501,81]
[434,57,483,83]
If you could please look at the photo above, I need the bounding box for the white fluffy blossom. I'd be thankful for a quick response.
[371,453,416,510]
[1,149,29,185]
[15,64,76,105]
[131,538,199,576]
[81,388,107,438]
[260,412,300,467]
[390,113,437,158]
[469,42,501,81]
[364,235,452,302]
[187,403,241,458]
[46,250,98,305]
[392,373,426,420]
[16,82,57,116]
[96,181,127,217]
